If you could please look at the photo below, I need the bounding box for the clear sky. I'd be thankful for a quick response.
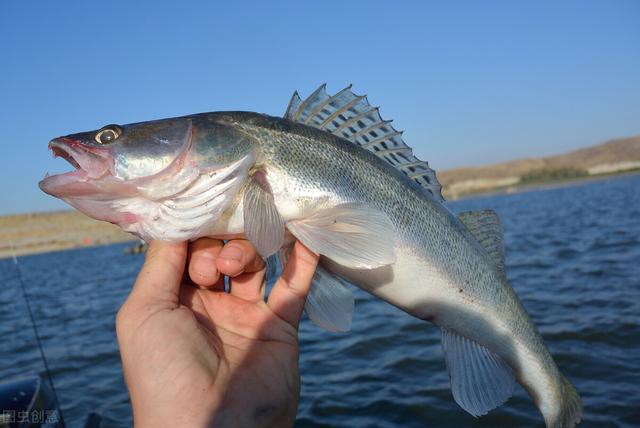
[1,1,639,214]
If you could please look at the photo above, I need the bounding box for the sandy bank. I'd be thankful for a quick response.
[0,211,136,259]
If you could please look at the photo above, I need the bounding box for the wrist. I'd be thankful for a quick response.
[130,393,296,428]
[132,401,216,428]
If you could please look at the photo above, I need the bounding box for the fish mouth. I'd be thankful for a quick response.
[51,142,81,169]
[39,137,113,197]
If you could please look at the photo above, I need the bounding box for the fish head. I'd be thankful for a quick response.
[39,118,193,197]
[39,115,256,241]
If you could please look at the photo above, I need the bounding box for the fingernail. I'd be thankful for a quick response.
[221,245,243,262]
[192,251,216,276]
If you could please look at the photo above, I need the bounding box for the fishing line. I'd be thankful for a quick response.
[9,241,67,428]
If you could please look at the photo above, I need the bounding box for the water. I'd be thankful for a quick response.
[1,175,639,427]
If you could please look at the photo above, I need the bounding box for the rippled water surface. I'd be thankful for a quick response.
[1,175,639,427]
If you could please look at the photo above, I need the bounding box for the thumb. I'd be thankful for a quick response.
[129,240,188,307]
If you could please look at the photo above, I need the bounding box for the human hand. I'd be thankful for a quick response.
[115,238,319,428]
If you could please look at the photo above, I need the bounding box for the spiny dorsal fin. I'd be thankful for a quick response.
[458,210,505,273]
[284,84,444,202]
[284,91,302,120]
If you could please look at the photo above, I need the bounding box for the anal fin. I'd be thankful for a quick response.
[442,328,515,417]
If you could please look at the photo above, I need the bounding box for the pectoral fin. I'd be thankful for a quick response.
[243,171,285,258]
[287,202,396,269]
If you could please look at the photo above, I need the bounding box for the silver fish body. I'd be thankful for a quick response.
[39,90,582,427]
[216,113,581,427]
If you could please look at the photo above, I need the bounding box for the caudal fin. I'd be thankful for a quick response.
[546,376,582,428]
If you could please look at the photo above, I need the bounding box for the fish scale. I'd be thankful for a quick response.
[222,113,578,427]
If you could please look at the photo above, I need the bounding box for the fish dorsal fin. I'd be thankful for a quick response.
[284,84,444,202]
[458,210,505,273]
[284,91,303,121]
[442,328,515,417]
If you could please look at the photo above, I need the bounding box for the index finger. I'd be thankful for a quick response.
[188,238,224,289]
[267,241,319,328]
[216,239,265,277]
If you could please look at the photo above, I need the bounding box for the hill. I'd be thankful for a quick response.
[438,136,640,198]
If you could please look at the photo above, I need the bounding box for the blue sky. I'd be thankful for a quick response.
[1,1,639,214]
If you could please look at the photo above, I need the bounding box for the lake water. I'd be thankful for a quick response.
[1,175,638,427]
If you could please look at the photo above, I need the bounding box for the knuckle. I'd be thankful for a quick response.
[231,239,256,254]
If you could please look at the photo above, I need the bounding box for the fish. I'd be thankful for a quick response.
[39,84,582,427]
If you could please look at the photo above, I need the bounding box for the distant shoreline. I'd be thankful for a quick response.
[447,169,640,201]
[0,210,136,260]
[438,136,640,199]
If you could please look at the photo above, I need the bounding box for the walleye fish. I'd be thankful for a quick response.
[39,84,582,427]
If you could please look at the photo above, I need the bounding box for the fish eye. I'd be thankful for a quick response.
[95,125,122,144]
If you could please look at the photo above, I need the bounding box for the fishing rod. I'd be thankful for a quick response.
[9,241,67,428]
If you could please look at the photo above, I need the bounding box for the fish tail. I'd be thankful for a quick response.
[545,375,582,428]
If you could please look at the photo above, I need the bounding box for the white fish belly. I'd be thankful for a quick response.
[323,242,556,406]
[321,243,455,321]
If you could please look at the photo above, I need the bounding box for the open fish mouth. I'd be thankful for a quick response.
[39,137,113,197]
[50,142,82,169]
